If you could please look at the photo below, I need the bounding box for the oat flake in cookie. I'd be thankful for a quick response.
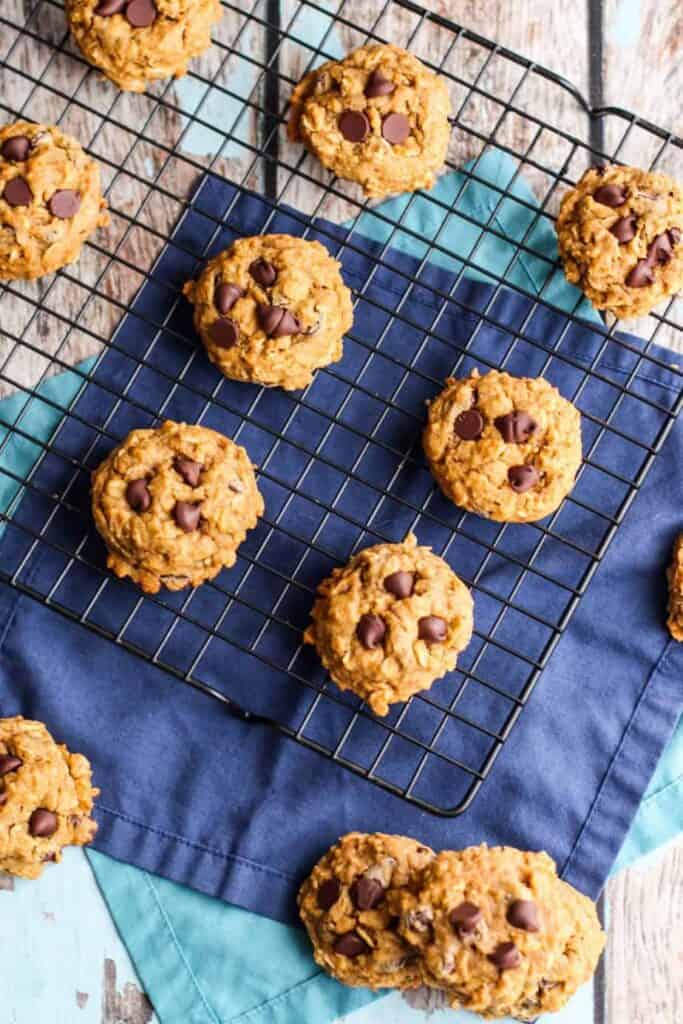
[91,420,264,594]
[0,717,99,880]
[397,845,605,1020]
[423,369,582,523]
[184,234,354,391]
[303,533,473,716]
[298,832,435,990]
[557,164,683,319]
[0,121,108,280]
[65,0,222,93]
[287,44,452,199]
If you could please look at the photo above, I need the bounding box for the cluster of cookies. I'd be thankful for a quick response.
[299,832,605,1020]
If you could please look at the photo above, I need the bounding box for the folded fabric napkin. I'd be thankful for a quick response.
[0,150,681,1024]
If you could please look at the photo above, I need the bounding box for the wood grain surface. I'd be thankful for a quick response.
[0,3,681,1023]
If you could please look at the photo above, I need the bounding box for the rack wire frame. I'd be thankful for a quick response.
[0,0,682,814]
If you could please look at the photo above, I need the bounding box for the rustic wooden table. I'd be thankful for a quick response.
[0,1,681,1022]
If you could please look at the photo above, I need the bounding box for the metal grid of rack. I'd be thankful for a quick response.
[0,0,681,814]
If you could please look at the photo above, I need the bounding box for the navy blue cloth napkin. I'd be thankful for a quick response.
[0,175,681,924]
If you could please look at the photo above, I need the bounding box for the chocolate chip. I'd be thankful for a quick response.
[209,317,239,348]
[338,110,370,143]
[174,457,202,487]
[494,410,537,444]
[48,189,81,219]
[365,70,395,98]
[125,0,157,27]
[0,754,22,775]
[488,941,521,970]
[1,135,30,162]
[29,808,58,837]
[257,304,301,338]
[215,282,244,315]
[506,899,541,932]
[126,478,151,512]
[508,464,539,493]
[418,615,447,642]
[249,258,278,287]
[609,214,637,244]
[647,231,674,266]
[95,0,127,12]
[356,613,386,649]
[625,259,655,288]
[593,184,627,207]
[174,501,201,532]
[317,877,341,910]
[454,409,484,441]
[384,570,415,599]
[381,113,410,145]
[351,876,385,910]
[449,901,483,935]
[334,932,369,957]
[2,176,32,207]
[669,227,681,245]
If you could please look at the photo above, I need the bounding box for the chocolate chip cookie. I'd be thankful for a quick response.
[65,0,222,93]
[666,533,683,641]
[298,832,435,990]
[303,533,473,716]
[423,369,582,523]
[396,845,605,1020]
[91,420,264,594]
[183,234,354,391]
[557,164,683,319]
[0,716,99,879]
[0,121,108,280]
[287,44,452,199]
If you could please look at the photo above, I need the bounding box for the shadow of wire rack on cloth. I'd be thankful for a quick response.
[0,0,681,815]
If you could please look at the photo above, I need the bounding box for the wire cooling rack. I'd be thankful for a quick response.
[0,0,682,815]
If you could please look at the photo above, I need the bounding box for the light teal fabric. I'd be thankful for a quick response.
[1,149,680,1023]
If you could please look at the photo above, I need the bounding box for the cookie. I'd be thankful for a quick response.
[287,44,452,199]
[65,0,222,93]
[183,234,353,391]
[423,369,582,523]
[0,717,99,879]
[303,533,473,716]
[396,845,605,1020]
[557,164,683,319]
[666,533,683,641]
[298,832,435,990]
[91,420,264,594]
[0,121,108,280]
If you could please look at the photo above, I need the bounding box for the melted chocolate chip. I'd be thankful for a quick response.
[488,941,521,970]
[1,135,30,162]
[625,259,655,288]
[95,0,127,12]
[317,877,341,910]
[647,231,674,266]
[593,184,627,207]
[365,70,395,98]
[508,464,539,493]
[209,317,239,348]
[669,227,681,245]
[257,304,301,338]
[125,0,157,27]
[609,214,637,244]
[174,501,201,532]
[48,189,81,219]
[449,901,483,935]
[381,113,410,145]
[334,932,369,958]
[418,616,447,642]
[249,258,278,287]
[29,808,58,837]
[126,478,151,512]
[0,754,22,775]
[215,282,244,315]
[351,876,385,910]
[506,899,541,932]
[338,110,370,143]
[454,409,484,441]
[356,613,386,649]
[174,457,202,487]
[2,176,32,207]
[494,410,537,444]
[384,570,415,599]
